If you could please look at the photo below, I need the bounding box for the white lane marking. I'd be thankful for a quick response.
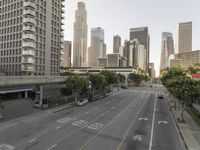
[72,120,88,129]
[133,134,143,142]
[47,144,57,150]
[0,123,16,130]
[158,121,168,124]
[0,143,15,150]
[28,138,37,143]
[110,106,115,110]
[138,117,149,121]
[85,111,89,114]
[99,113,105,117]
[87,123,104,130]
[149,93,157,150]
[56,126,61,130]
[57,117,72,123]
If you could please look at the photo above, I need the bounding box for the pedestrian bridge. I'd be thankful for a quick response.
[0,76,68,87]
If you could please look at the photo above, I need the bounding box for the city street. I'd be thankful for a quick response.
[0,87,185,150]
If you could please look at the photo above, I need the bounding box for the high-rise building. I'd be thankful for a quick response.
[107,53,120,67]
[129,39,147,71]
[60,41,71,68]
[113,35,121,53]
[123,40,130,66]
[73,2,88,67]
[130,27,150,72]
[176,21,192,54]
[149,63,155,79]
[160,32,174,71]
[129,39,138,68]
[103,43,107,58]
[88,27,105,67]
[137,45,146,71]
[98,57,107,67]
[0,0,65,76]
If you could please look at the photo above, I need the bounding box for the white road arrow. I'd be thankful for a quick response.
[158,121,168,124]
[138,117,149,121]
[133,135,143,142]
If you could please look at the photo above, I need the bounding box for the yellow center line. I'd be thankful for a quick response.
[79,92,143,150]
[116,92,151,150]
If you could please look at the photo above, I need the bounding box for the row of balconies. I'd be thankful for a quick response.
[24,1,36,9]
[23,18,35,24]
[23,25,35,32]
[23,33,36,41]
[22,42,36,49]
[22,57,35,64]
[61,43,64,49]
[22,50,35,56]
[24,9,35,17]
[22,64,34,72]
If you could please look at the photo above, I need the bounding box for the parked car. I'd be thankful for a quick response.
[76,99,88,106]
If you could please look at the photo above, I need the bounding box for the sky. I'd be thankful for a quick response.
[63,0,200,77]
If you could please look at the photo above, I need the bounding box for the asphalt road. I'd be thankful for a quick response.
[0,86,186,150]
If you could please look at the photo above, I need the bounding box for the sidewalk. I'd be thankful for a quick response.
[167,97,200,150]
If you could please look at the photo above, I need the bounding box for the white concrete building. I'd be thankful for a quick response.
[0,0,65,76]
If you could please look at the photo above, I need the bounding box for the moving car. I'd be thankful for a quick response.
[121,85,128,89]
[76,99,88,106]
[158,94,164,99]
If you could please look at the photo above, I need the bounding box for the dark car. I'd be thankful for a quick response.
[158,94,164,99]
[121,85,128,89]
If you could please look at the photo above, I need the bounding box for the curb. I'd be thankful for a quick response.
[167,100,189,150]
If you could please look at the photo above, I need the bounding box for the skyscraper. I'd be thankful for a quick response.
[176,21,192,53]
[73,2,88,67]
[160,32,174,71]
[123,40,130,66]
[88,27,105,67]
[60,41,72,68]
[0,0,65,76]
[113,35,121,53]
[130,27,150,72]
[149,63,155,79]
[129,39,146,71]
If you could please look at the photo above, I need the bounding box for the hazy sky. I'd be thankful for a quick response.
[63,0,200,76]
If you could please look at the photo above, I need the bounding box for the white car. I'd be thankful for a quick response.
[76,99,88,106]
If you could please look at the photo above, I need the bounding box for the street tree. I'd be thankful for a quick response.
[61,76,88,102]
[89,74,106,96]
[161,67,186,86]
[166,76,200,121]
[128,73,142,86]
[100,70,118,86]
[117,73,126,84]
